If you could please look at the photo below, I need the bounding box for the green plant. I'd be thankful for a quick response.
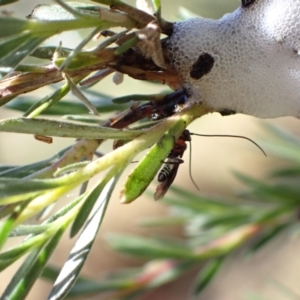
[0,1,300,299]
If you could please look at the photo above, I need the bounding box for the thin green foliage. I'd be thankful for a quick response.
[0,117,145,139]
[2,230,65,300]
[48,167,124,300]
[0,0,299,300]
[192,257,225,296]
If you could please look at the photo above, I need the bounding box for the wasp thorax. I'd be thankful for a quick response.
[166,0,300,118]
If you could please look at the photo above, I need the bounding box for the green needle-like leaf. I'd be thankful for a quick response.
[23,82,75,117]
[271,167,300,178]
[0,195,82,270]
[48,166,124,300]
[0,166,15,173]
[106,234,195,259]
[121,119,186,203]
[165,186,235,214]
[0,213,18,250]
[0,0,19,5]
[1,247,44,299]
[0,178,62,201]
[70,166,124,237]
[152,0,161,12]
[91,0,122,6]
[248,224,289,253]
[0,17,28,37]
[1,229,65,300]
[0,33,33,60]
[112,92,168,104]
[0,117,145,139]
[0,35,50,69]
[0,146,71,178]
[10,194,85,237]
[42,265,136,295]
[236,173,300,205]
[202,212,252,229]
[192,257,225,296]
[114,35,139,55]
[30,45,71,59]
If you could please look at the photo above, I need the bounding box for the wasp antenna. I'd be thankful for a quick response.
[188,140,200,190]
[190,133,267,157]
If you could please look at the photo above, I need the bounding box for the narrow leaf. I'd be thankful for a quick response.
[248,224,288,253]
[0,117,145,140]
[90,0,122,5]
[236,173,300,205]
[48,167,124,300]
[0,0,19,5]
[0,35,49,69]
[202,212,251,229]
[106,234,195,259]
[0,213,17,250]
[30,46,71,60]
[1,228,64,300]
[6,96,128,115]
[0,195,82,270]
[0,165,15,173]
[112,92,168,104]
[164,186,235,214]
[0,178,62,201]
[23,80,78,117]
[70,261,195,296]
[0,33,31,61]
[0,17,28,37]
[0,146,71,178]
[41,265,60,282]
[193,257,225,296]
[10,194,83,237]
[42,265,134,294]
[120,119,186,203]
[152,0,161,12]
[271,167,300,178]
[70,174,111,237]
[1,248,43,299]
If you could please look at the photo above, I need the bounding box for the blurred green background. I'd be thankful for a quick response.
[1,1,300,299]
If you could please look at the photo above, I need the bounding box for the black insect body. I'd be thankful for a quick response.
[108,90,188,129]
[154,130,266,200]
[154,130,191,200]
[157,158,184,182]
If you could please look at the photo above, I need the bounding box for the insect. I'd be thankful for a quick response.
[105,89,267,201]
[34,134,53,144]
[107,90,187,129]
[154,130,266,200]
[154,129,191,200]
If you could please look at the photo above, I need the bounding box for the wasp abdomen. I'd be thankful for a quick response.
[158,164,172,182]
[158,158,184,182]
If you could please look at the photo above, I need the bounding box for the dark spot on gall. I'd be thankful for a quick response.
[219,109,236,116]
[241,0,256,7]
[190,53,214,80]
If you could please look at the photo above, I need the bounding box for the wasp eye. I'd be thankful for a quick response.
[241,0,256,7]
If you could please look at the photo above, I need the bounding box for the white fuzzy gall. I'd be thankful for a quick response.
[166,0,300,118]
